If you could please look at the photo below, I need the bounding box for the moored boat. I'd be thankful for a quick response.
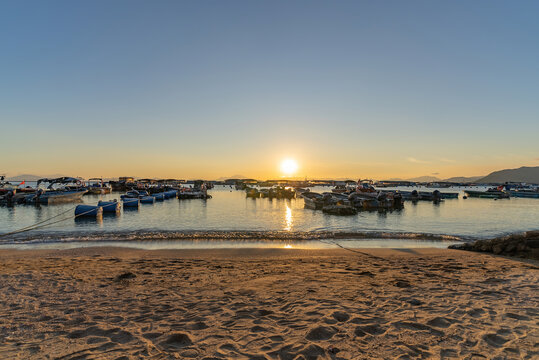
[22,177,87,205]
[508,189,539,198]
[302,192,324,210]
[97,200,121,213]
[464,188,510,199]
[86,178,112,195]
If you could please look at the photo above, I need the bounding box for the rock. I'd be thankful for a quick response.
[492,244,504,254]
[504,243,516,253]
[527,239,539,249]
[449,232,539,260]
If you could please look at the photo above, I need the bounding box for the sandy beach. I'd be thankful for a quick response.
[0,247,537,359]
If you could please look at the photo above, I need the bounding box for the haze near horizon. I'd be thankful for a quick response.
[1,0,538,179]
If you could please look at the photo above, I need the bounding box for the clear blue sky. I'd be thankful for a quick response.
[1,0,538,179]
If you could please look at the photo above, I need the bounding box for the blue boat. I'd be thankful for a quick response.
[140,196,155,204]
[122,197,139,207]
[97,200,121,212]
[75,205,102,217]
[28,177,88,205]
[153,193,165,201]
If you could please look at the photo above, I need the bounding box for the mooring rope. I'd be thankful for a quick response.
[0,206,103,239]
[318,238,384,260]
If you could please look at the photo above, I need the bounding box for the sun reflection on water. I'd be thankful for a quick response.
[284,204,292,231]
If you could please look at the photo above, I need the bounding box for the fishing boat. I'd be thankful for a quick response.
[109,177,135,191]
[508,188,539,198]
[179,180,212,199]
[246,187,260,198]
[302,192,324,210]
[355,180,379,198]
[86,178,112,195]
[464,188,510,199]
[268,186,296,199]
[26,177,88,204]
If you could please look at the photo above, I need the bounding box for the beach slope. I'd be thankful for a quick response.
[0,247,537,359]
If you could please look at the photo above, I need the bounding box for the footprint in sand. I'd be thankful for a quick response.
[354,324,386,337]
[467,308,486,318]
[186,321,209,330]
[332,311,351,322]
[306,326,337,341]
[159,332,193,350]
[250,325,267,332]
[504,312,530,321]
[482,333,508,347]
[427,317,455,328]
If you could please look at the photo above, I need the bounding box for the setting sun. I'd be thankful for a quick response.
[280,158,298,176]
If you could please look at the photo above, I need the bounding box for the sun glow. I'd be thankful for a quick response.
[280,158,298,176]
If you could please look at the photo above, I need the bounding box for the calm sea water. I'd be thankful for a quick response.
[1,185,538,249]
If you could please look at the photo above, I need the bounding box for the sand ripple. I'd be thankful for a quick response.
[0,247,537,359]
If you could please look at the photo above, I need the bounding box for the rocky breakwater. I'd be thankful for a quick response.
[449,231,539,260]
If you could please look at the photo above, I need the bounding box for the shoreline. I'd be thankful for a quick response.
[0,247,537,359]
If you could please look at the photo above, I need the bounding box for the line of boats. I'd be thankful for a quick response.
[237,179,539,216]
[464,185,539,199]
[0,176,212,206]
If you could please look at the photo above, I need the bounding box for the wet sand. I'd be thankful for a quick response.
[0,247,537,359]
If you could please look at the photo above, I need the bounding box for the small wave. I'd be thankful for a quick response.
[0,229,467,245]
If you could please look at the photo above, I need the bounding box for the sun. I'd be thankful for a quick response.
[280,158,298,176]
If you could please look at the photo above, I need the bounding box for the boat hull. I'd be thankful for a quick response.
[39,190,87,204]
[464,190,509,199]
[509,191,539,198]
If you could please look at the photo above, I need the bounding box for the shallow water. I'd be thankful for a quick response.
[1,185,538,248]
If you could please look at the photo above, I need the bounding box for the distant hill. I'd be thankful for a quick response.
[6,174,68,181]
[386,175,483,183]
[215,175,249,181]
[6,174,42,181]
[406,176,441,182]
[477,166,539,184]
[443,176,483,183]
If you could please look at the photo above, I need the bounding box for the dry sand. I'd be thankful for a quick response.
[0,247,537,359]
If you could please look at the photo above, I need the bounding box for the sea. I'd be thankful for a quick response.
[1,185,538,250]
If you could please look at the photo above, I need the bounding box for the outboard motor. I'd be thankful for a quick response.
[5,191,14,206]
[394,192,403,208]
[35,189,44,203]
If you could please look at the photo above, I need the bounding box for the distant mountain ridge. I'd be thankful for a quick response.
[443,176,483,183]
[478,166,539,184]
[6,174,68,181]
[387,175,483,183]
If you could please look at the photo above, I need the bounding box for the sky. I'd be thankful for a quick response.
[1,0,538,180]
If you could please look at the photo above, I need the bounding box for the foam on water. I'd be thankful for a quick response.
[1,185,538,248]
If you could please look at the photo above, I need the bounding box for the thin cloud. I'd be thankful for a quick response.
[439,158,456,163]
[407,157,429,164]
